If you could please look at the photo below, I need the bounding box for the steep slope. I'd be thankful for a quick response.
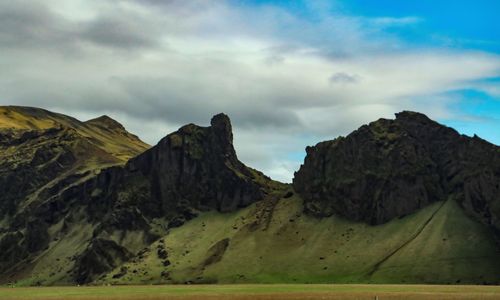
[99,194,500,285]
[293,111,500,231]
[0,106,150,285]
[1,108,499,286]
[0,111,281,286]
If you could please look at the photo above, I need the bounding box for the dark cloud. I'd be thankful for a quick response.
[109,76,303,130]
[0,2,75,50]
[264,55,285,65]
[0,1,161,52]
[329,72,359,84]
[80,17,159,49]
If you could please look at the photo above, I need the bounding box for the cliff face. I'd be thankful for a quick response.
[293,111,500,229]
[75,113,267,222]
[0,108,275,285]
[63,114,270,283]
[128,113,264,215]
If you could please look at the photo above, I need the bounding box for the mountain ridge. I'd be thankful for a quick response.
[0,107,281,285]
[0,106,150,163]
[294,110,500,231]
[0,106,499,286]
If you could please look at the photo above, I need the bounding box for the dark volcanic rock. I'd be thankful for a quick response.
[293,111,500,228]
[76,113,265,223]
[70,113,265,222]
[0,127,78,217]
[127,113,264,215]
[48,113,269,283]
[0,232,27,273]
[74,238,133,284]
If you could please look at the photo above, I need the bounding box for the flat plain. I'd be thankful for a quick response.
[1,284,500,300]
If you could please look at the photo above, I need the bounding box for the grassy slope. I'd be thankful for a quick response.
[371,198,500,284]
[11,220,96,286]
[0,106,150,163]
[101,195,500,285]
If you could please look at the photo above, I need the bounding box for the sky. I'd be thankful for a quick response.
[0,0,499,182]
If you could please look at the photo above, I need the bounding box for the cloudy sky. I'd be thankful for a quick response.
[1,0,499,182]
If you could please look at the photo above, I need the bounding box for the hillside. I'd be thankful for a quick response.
[0,109,280,285]
[0,106,149,215]
[0,106,149,163]
[0,108,499,286]
[0,106,149,284]
[99,194,500,285]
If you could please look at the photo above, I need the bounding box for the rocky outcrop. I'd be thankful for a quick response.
[71,113,267,224]
[294,111,500,229]
[57,113,271,283]
[0,127,79,217]
[128,113,264,215]
[74,238,133,284]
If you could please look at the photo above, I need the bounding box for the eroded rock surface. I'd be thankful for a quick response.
[294,111,500,229]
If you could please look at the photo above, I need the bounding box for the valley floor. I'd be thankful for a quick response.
[1,284,500,300]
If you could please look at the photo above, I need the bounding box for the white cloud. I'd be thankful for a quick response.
[0,0,499,182]
[371,16,422,27]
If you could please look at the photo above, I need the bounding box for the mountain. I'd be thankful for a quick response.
[0,107,280,285]
[0,106,149,162]
[0,106,149,220]
[293,111,500,231]
[0,107,499,286]
[0,106,149,284]
[67,113,280,284]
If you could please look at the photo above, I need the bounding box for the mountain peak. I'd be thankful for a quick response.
[85,115,125,131]
[211,112,231,126]
[209,113,235,156]
[395,110,433,123]
[294,111,500,228]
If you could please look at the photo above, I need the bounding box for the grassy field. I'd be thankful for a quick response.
[1,284,500,300]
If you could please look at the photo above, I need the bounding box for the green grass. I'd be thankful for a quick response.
[1,284,500,300]
[0,106,150,163]
[11,222,96,287]
[100,195,500,285]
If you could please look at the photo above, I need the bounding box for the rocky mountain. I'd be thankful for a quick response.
[294,111,500,232]
[0,107,499,286]
[0,107,279,285]
[0,106,150,221]
[0,106,149,284]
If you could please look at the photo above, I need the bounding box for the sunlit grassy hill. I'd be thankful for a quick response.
[0,106,149,163]
[100,194,500,285]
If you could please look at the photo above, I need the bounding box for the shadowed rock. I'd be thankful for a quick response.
[294,111,500,229]
[127,113,264,215]
[74,238,133,284]
[52,113,271,283]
